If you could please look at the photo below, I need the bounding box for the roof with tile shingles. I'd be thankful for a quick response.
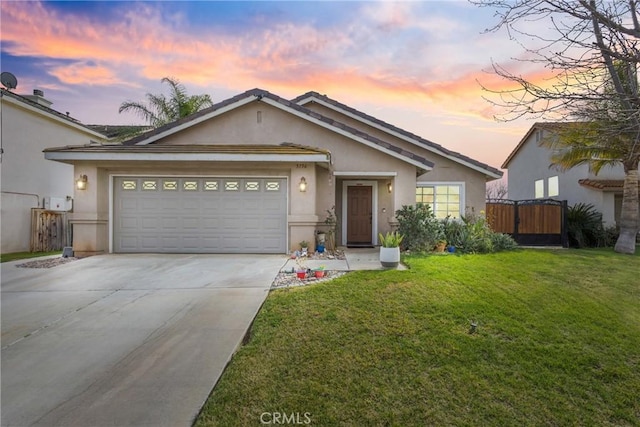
[292,91,502,178]
[118,88,435,170]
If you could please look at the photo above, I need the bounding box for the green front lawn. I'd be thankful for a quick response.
[196,249,640,426]
[0,250,62,263]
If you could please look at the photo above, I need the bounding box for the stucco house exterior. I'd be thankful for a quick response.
[503,122,639,226]
[0,88,108,253]
[44,88,502,257]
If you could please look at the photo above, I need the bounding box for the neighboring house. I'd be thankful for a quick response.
[503,122,639,226]
[44,88,502,257]
[0,88,108,253]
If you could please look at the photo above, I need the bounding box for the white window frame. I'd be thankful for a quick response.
[534,179,544,199]
[548,176,559,197]
[416,181,465,219]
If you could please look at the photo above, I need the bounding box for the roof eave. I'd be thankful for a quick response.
[1,92,109,140]
[259,97,433,171]
[297,94,500,177]
[44,151,330,163]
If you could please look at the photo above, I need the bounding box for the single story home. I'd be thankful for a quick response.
[503,122,639,226]
[44,88,502,256]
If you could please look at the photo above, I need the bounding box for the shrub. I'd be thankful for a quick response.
[440,210,517,254]
[490,232,519,252]
[566,203,610,248]
[395,204,443,251]
[596,225,620,247]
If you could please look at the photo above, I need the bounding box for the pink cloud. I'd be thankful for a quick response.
[0,0,553,134]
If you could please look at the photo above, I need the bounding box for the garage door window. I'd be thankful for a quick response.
[225,181,239,191]
[183,181,198,191]
[204,181,219,191]
[266,181,280,191]
[122,180,136,190]
[163,180,178,190]
[142,180,157,190]
[246,181,260,191]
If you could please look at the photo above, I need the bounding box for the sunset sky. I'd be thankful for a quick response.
[0,1,553,172]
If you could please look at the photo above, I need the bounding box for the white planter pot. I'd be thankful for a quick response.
[380,246,400,268]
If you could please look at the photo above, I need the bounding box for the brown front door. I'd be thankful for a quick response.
[347,185,372,244]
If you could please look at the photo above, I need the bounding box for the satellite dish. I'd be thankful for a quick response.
[1,72,18,90]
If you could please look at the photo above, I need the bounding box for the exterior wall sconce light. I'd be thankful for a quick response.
[299,177,307,192]
[76,174,88,190]
[387,182,392,193]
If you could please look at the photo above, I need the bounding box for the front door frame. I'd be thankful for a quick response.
[342,180,378,246]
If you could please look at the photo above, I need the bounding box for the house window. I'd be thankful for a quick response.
[535,129,543,143]
[416,183,462,218]
[548,176,559,197]
[535,179,544,198]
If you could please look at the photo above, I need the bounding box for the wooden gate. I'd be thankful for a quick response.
[486,199,568,247]
[30,209,69,252]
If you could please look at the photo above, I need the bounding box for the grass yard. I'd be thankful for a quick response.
[195,249,640,426]
[0,250,62,263]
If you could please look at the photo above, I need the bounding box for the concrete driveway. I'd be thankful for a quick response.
[1,254,285,427]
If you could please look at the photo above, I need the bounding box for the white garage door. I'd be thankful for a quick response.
[113,177,287,253]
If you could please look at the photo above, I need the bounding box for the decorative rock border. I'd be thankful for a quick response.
[271,270,347,289]
[16,257,79,269]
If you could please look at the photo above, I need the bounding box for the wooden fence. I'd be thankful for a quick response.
[30,209,69,252]
[486,199,568,247]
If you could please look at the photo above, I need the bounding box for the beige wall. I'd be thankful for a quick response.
[71,160,327,255]
[155,102,416,246]
[67,97,495,254]
[0,97,106,253]
[305,101,495,214]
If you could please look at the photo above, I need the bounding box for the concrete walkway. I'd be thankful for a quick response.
[280,247,406,272]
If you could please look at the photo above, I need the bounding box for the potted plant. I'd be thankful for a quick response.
[313,265,325,278]
[435,239,447,252]
[295,256,307,279]
[378,231,403,268]
[299,240,309,256]
[316,230,326,253]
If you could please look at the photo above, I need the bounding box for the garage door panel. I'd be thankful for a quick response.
[120,217,139,230]
[140,236,160,249]
[162,218,179,230]
[201,218,220,229]
[138,198,159,209]
[114,177,286,253]
[120,198,138,210]
[182,217,200,230]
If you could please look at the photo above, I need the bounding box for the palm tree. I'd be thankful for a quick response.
[119,77,213,128]
[542,121,639,254]
[542,60,639,254]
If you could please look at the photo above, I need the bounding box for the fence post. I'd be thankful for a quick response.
[513,201,520,243]
[561,200,569,248]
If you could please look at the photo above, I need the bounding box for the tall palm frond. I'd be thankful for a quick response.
[118,77,213,129]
